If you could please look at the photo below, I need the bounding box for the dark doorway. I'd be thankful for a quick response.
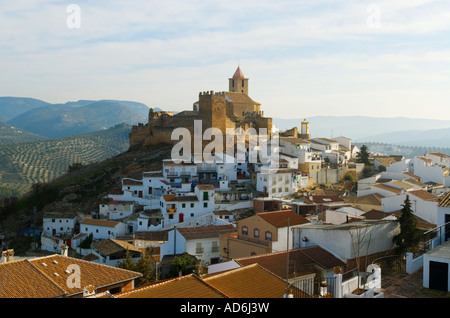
[445,214,450,241]
[429,261,448,291]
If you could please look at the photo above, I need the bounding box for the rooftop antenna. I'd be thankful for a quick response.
[285,218,290,296]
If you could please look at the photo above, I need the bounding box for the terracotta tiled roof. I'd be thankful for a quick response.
[350,193,384,205]
[235,246,345,280]
[388,210,436,230]
[92,239,142,256]
[257,210,310,228]
[29,255,142,297]
[408,190,440,202]
[115,274,227,298]
[162,194,198,202]
[224,92,258,105]
[177,224,237,240]
[403,178,426,187]
[391,180,413,189]
[311,195,345,204]
[373,183,402,194]
[122,179,143,186]
[80,218,120,228]
[402,171,421,180]
[0,254,142,298]
[43,211,78,219]
[0,259,66,298]
[375,157,397,167]
[203,263,293,298]
[196,184,215,190]
[427,152,450,158]
[361,209,390,220]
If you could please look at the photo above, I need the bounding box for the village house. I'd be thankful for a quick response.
[219,209,310,260]
[159,184,215,229]
[41,210,80,253]
[403,192,450,292]
[99,200,134,220]
[90,238,142,267]
[319,206,366,225]
[343,193,384,212]
[160,224,237,267]
[42,210,79,238]
[381,189,441,225]
[310,138,342,165]
[80,218,128,241]
[425,152,450,168]
[162,159,198,189]
[292,219,399,271]
[387,156,449,186]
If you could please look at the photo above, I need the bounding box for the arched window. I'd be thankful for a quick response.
[265,231,272,241]
[254,228,259,238]
[242,226,248,236]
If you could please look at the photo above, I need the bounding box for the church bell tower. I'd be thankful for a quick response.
[229,66,249,95]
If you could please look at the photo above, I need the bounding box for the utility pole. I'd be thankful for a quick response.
[285,218,290,296]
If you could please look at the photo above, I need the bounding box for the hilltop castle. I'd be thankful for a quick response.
[129,66,273,148]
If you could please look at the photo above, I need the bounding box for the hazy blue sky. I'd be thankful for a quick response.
[1,0,450,120]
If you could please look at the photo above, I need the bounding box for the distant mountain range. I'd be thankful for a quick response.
[0,97,154,139]
[273,116,450,148]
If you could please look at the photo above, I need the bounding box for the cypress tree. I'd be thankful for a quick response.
[393,195,422,255]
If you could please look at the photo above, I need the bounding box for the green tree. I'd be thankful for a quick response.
[168,253,199,278]
[135,247,156,284]
[356,145,370,165]
[79,233,93,249]
[117,248,156,285]
[393,195,422,255]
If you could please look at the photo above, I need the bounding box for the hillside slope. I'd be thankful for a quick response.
[0,122,48,144]
[0,123,133,194]
[0,143,173,252]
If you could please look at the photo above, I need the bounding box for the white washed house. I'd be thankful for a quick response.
[381,189,441,225]
[293,220,399,264]
[42,211,78,238]
[159,224,236,266]
[99,201,134,220]
[80,218,128,241]
[160,184,215,228]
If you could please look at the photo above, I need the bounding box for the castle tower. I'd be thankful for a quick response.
[229,66,249,95]
[300,119,311,140]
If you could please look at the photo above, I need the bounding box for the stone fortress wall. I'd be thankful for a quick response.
[129,67,272,148]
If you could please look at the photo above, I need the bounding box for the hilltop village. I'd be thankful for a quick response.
[2,67,450,299]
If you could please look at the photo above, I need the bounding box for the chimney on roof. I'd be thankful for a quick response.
[83,285,96,297]
[1,249,14,263]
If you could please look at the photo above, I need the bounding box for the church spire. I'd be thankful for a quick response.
[229,66,249,94]
[232,66,245,79]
